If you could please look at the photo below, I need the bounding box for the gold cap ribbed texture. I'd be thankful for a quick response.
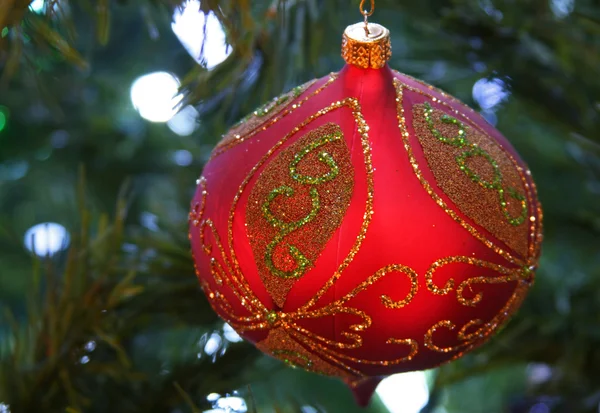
[342,22,391,69]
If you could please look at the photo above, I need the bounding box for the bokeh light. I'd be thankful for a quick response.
[24,222,70,256]
[172,150,193,166]
[28,0,64,16]
[204,332,222,355]
[214,396,247,412]
[167,105,199,136]
[376,371,429,413]
[203,394,247,413]
[550,0,574,18]
[29,0,45,13]
[472,78,508,111]
[130,72,182,123]
[530,403,550,413]
[172,0,232,69]
[527,363,553,385]
[0,161,29,181]
[223,323,243,343]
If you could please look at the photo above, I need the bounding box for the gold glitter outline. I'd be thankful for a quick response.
[191,99,417,378]
[191,149,419,376]
[425,256,533,307]
[424,279,529,360]
[188,76,543,378]
[210,74,338,160]
[393,78,542,266]
[227,97,375,314]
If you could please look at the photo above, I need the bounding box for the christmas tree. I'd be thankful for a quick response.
[1,1,599,412]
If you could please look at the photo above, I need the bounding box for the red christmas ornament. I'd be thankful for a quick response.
[189,18,542,406]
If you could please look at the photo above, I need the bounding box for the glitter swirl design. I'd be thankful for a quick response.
[246,123,354,306]
[393,76,542,365]
[190,99,419,379]
[422,102,527,226]
[425,256,534,307]
[262,129,344,280]
[393,77,543,265]
[189,74,544,381]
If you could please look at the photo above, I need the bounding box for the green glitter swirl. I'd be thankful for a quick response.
[262,130,343,279]
[423,102,527,226]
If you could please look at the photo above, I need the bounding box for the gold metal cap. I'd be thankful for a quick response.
[341,22,391,69]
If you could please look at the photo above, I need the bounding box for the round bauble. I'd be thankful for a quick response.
[189,21,542,406]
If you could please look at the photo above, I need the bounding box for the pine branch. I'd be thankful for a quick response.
[0,173,250,412]
[2,0,599,143]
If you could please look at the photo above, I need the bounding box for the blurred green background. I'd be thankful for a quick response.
[1,0,599,412]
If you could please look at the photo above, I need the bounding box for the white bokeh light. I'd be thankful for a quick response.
[550,0,574,18]
[527,363,553,385]
[215,397,247,413]
[167,105,199,136]
[204,332,222,355]
[130,72,182,123]
[172,0,232,69]
[223,323,243,343]
[173,150,193,166]
[376,372,429,413]
[24,222,70,257]
[28,0,63,15]
[472,78,509,111]
[29,0,45,13]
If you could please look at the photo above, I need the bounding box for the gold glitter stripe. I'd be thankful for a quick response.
[226,97,375,314]
[210,74,338,160]
[423,279,530,361]
[200,281,263,331]
[425,256,532,307]
[288,305,373,333]
[287,329,365,377]
[395,76,542,265]
[300,101,375,311]
[285,322,363,350]
[424,319,483,353]
[189,176,208,227]
[290,327,418,369]
[395,71,483,120]
[189,177,268,325]
[523,171,544,264]
[199,219,265,313]
[317,336,418,366]
[394,78,532,266]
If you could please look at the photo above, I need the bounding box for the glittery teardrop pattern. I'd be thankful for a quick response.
[412,102,531,258]
[246,123,355,307]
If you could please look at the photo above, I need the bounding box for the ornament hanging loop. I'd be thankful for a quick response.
[359,0,375,35]
[359,0,375,17]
